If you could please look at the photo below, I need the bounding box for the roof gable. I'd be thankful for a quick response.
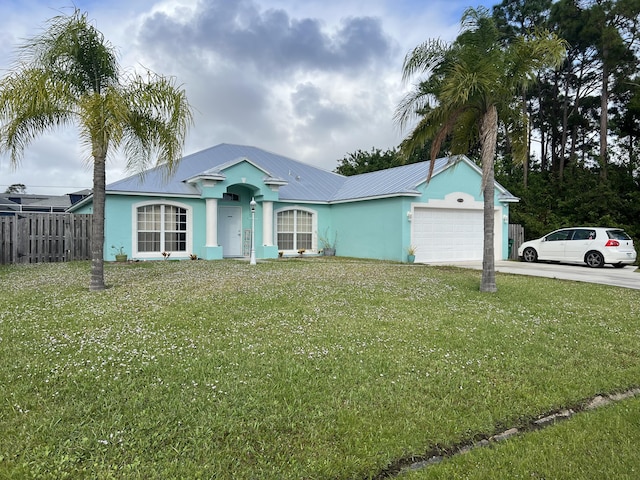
[106,143,344,201]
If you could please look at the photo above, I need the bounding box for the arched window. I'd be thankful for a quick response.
[135,203,190,256]
[276,209,315,251]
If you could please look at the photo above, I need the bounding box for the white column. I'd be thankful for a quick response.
[206,198,218,246]
[262,201,273,246]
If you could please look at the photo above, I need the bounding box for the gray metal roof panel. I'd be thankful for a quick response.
[330,157,452,201]
[105,145,517,204]
[106,143,345,201]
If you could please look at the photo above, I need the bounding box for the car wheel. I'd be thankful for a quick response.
[613,263,626,269]
[585,251,604,268]
[522,247,538,263]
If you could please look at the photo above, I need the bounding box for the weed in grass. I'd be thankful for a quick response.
[1,260,639,479]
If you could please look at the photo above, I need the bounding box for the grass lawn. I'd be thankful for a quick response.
[1,258,639,479]
[401,395,640,479]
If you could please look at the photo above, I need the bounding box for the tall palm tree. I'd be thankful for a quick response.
[0,9,192,291]
[395,7,566,292]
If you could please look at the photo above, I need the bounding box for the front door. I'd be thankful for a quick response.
[218,206,242,257]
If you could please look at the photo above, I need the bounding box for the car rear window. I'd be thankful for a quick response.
[607,229,632,240]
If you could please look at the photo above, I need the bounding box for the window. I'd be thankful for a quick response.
[573,229,596,240]
[546,230,573,241]
[222,192,240,202]
[136,204,187,253]
[277,209,314,251]
[607,229,632,241]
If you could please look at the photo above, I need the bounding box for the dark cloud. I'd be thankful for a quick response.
[137,0,393,77]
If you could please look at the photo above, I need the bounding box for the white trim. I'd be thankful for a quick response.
[413,192,484,210]
[131,199,193,259]
[206,198,218,247]
[274,205,318,253]
[111,191,200,199]
[262,201,274,246]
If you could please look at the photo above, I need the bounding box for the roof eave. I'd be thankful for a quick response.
[329,191,421,204]
[264,180,288,187]
[185,173,226,184]
[499,195,520,203]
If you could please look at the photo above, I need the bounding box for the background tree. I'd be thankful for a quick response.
[0,10,192,290]
[4,183,26,194]
[583,0,640,181]
[334,147,401,176]
[395,7,566,292]
[333,144,434,176]
[492,0,553,188]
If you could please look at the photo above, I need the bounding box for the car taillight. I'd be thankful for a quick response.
[605,239,620,247]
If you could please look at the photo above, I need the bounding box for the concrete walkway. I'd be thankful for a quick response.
[426,260,640,290]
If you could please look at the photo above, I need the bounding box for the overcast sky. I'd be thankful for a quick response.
[0,0,492,195]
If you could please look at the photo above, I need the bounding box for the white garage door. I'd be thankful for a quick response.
[413,208,484,262]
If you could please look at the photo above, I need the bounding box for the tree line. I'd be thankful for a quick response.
[336,0,640,243]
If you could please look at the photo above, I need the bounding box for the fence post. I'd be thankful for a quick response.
[64,214,73,261]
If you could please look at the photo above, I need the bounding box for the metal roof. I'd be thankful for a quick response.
[106,143,518,203]
[331,157,453,202]
[107,143,345,201]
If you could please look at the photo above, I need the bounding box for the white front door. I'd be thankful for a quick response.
[218,206,242,257]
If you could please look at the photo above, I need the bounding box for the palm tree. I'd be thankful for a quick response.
[0,9,192,291]
[395,7,566,292]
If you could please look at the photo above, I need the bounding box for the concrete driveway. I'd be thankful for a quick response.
[427,260,640,290]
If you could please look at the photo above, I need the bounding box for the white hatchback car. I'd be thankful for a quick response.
[518,227,637,268]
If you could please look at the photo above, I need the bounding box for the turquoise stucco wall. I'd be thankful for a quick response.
[321,159,512,262]
[420,160,484,200]
[329,198,407,261]
[87,156,511,262]
[104,195,206,261]
[215,162,280,202]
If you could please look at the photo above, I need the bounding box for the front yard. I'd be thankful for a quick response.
[1,258,639,478]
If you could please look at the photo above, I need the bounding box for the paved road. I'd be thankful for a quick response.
[427,260,640,290]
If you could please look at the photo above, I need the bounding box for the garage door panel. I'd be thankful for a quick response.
[413,208,483,262]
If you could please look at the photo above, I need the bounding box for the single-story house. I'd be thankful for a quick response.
[69,143,518,263]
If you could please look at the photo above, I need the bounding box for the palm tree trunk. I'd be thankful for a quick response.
[90,154,106,291]
[480,105,498,293]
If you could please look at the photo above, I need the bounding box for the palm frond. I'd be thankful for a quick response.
[0,68,75,165]
[20,9,119,96]
[120,72,193,180]
[400,39,450,84]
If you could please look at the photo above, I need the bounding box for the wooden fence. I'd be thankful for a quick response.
[0,213,92,265]
[508,223,525,260]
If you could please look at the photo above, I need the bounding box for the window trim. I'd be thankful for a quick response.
[274,206,318,253]
[132,200,193,259]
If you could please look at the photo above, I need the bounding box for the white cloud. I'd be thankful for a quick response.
[0,0,492,194]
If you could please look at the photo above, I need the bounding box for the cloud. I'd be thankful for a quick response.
[137,0,393,78]
[125,0,401,172]
[0,0,490,193]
